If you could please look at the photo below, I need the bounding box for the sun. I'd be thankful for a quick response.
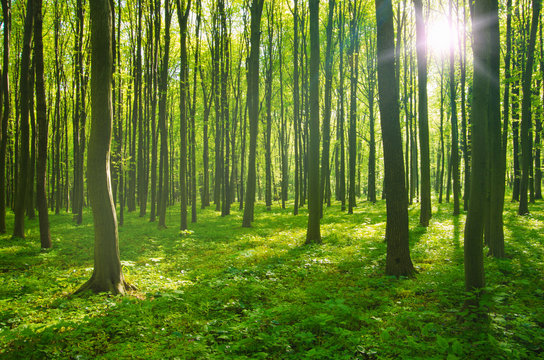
[426,17,459,57]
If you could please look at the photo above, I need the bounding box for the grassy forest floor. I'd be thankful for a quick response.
[1,198,543,359]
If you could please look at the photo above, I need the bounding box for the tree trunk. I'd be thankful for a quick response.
[306,0,321,244]
[375,0,415,277]
[77,0,133,295]
[464,0,494,294]
[13,0,34,239]
[320,0,335,217]
[449,0,460,216]
[348,3,359,215]
[518,0,540,215]
[264,5,273,212]
[158,0,172,229]
[338,3,346,211]
[485,0,504,257]
[414,0,431,227]
[0,0,10,233]
[34,0,51,248]
[177,0,191,230]
[293,0,300,216]
[242,0,265,227]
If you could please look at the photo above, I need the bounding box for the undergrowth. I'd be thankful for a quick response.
[1,198,543,359]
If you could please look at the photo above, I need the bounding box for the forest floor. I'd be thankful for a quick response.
[1,198,543,359]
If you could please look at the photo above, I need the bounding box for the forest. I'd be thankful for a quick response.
[1,0,543,358]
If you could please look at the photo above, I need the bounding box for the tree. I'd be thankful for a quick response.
[320,0,335,216]
[158,0,173,229]
[0,0,10,234]
[518,0,541,215]
[485,0,505,257]
[293,0,300,216]
[448,0,460,216]
[464,0,497,294]
[77,0,133,294]
[13,0,34,239]
[348,1,359,215]
[413,0,431,227]
[375,0,414,277]
[306,0,321,244]
[242,0,265,228]
[34,0,52,248]
[177,0,191,230]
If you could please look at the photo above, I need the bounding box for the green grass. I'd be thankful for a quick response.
[1,198,543,359]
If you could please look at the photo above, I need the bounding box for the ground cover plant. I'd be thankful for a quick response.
[1,199,543,359]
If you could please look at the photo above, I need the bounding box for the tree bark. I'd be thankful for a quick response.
[518,0,540,215]
[34,0,51,248]
[0,0,9,233]
[375,0,415,277]
[177,0,191,230]
[13,0,34,239]
[414,0,431,227]
[158,0,172,229]
[306,0,321,244]
[320,0,335,217]
[77,0,133,295]
[486,0,504,257]
[242,0,265,227]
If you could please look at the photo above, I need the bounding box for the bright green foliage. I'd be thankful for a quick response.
[1,200,543,359]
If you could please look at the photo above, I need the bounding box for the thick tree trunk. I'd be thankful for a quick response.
[464,0,495,294]
[375,0,415,277]
[77,0,133,295]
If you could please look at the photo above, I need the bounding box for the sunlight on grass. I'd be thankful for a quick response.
[1,199,543,359]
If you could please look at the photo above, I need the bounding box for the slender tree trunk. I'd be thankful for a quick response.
[242,0,265,227]
[320,0,335,217]
[158,0,172,229]
[264,5,273,212]
[519,0,540,215]
[34,0,51,248]
[293,0,300,216]
[375,0,414,277]
[13,0,34,239]
[0,0,10,233]
[348,3,359,214]
[338,4,346,211]
[414,0,431,226]
[190,0,201,222]
[220,0,230,216]
[177,0,191,230]
[449,0,460,215]
[306,0,321,244]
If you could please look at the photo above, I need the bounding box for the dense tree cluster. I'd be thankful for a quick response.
[1,0,543,298]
